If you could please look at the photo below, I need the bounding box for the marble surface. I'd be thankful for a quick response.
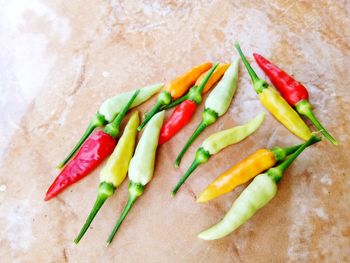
[1,0,349,262]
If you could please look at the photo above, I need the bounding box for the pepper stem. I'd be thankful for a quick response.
[197,63,219,94]
[270,143,303,162]
[138,91,171,131]
[57,112,107,168]
[163,63,218,110]
[106,181,144,246]
[104,89,140,138]
[234,43,267,93]
[172,160,200,196]
[74,182,115,244]
[163,95,188,110]
[172,147,210,196]
[175,108,218,167]
[296,100,338,145]
[175,122,206,168]
[268,135,321,183]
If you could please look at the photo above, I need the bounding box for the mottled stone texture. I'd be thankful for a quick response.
[0,0,349,262]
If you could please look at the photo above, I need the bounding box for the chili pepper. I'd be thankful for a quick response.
[235,43,312,141]
[74,111,139,244]
[138,63,212,131]
[253,53,338,145]
[159,100,197,145]
[158,64,218,145]
[198,135,321,240]
[58,84,162,168]
[164,63,230,109]
[172,112,265,195]
[197,142,303,203]
[106,111,164,246]
[175,59,240,167]
[45,90,140,201]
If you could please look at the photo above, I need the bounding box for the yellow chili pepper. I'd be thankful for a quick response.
[197,144,302,203]
[138,62,212,130]
[235,43,312,141]
[99,111,139,186]
[258,87,312,141]
[195,63,230,94]
[74,111,139,244]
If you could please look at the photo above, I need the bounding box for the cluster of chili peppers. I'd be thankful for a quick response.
[46,43,337,246]
[198,135,321,240]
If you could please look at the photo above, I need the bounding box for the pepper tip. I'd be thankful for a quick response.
[196,197,204,203]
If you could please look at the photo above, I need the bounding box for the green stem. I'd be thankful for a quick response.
[58,112,107,168]
[163,95,188,110]
[138,91,171,131]
[175,108,218,167]
[234,43,267,93]
[175,122,206,168]
[104,89,140,138]
[197,63,219,94]
[163,63,218,110]
[74,182,115,244]
[172,161,200,196]
[296,100,338,145]
[270,143,303,162]
[172,147,210,196]
[106,181,144,246]
[268,135,321,183]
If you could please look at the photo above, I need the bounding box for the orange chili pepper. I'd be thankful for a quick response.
[165,62,212,99]
[197,144,302,203]
[138,62,212,130]
[195,63,230,94]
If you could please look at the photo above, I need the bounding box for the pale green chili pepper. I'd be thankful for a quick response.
[172,112,265,195]
[106,111,164,246]
[58,83,163,168]
[99,84,163,122]
[74,111,139,244]
[198,135,321,240]
[175,59,240,167]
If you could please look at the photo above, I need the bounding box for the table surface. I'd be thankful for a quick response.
[1,1,349,262]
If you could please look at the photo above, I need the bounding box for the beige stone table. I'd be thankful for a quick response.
[1,1,349,262]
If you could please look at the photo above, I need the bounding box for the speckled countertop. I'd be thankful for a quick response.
[0,1,349,262]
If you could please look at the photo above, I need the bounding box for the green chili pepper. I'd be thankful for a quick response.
[175,58,240,167]
[198,135,321,240]
[58,83,162,168]
[172,112,265,195]
[106,111,164,246]
[74,111,139,244]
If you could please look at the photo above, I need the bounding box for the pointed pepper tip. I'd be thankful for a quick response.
[44,194,52,201]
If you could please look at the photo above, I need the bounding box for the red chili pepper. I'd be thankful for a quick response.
[253,53,338,145]
[158,64,218,145]
[45,130,116,200]
[45,90,140,201]
[159,100,197,145]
